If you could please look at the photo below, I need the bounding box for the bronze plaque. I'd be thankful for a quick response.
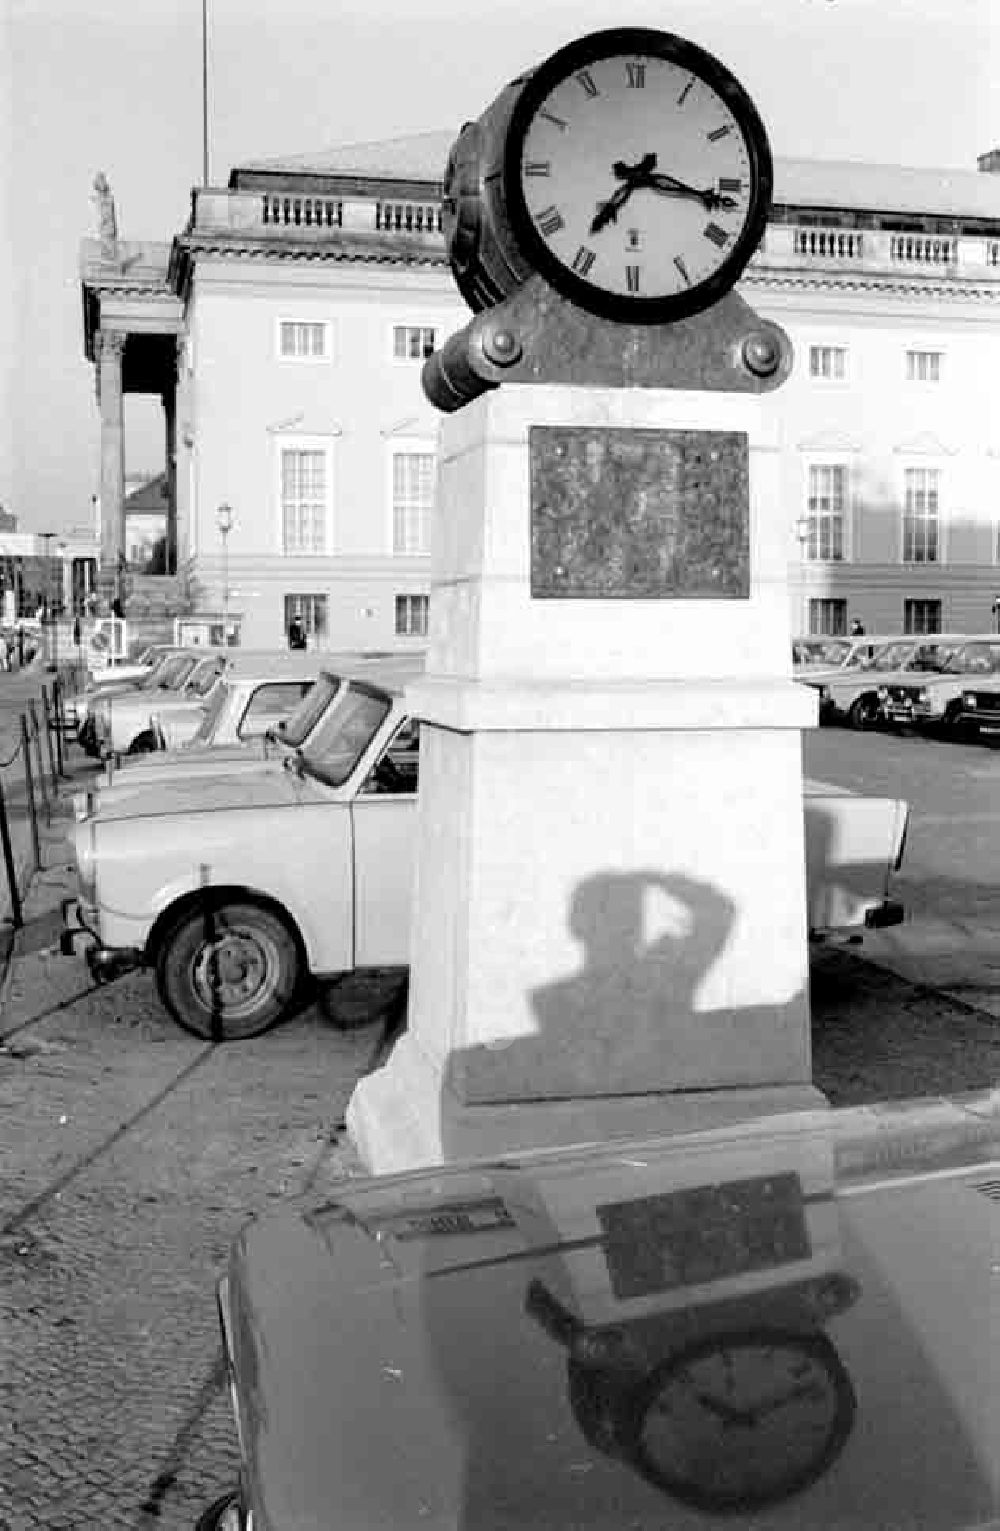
[530,426,750,599]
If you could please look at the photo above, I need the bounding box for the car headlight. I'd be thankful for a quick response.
[917,689,929,705]
[962,693,977,709]
[877,686,889,701]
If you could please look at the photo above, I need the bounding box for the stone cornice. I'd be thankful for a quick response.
[744,267,1000,302]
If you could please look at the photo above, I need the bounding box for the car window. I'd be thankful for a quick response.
[359,719,420,796]
[942,643,996,675]
[279,674,339,748]
[238,681,314,738]
[299,683,391,787]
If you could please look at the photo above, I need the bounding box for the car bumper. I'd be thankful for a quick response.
[59,897,145,981]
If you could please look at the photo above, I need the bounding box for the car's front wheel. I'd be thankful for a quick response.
[846,694,880,730]
[156,898,302,1040]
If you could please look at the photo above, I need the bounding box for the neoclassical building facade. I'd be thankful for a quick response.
[81,136,1000,646]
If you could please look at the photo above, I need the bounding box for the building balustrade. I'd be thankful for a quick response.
[761,222,999,278]
[374,200,443,234]
[793,227,866,261]
[262,195,343,228]
[888,233,956,265]
[189,188,998,279]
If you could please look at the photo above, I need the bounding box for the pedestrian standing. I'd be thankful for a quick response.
[287,614,307,651]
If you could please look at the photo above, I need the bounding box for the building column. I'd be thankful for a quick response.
[163,378,177,575]
[96,330,126,605]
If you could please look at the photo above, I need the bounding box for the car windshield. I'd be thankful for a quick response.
[155,653,199,690]
[186,657,226,697]
[191,681,230,744]
[808,639,852,666]
[942,642,1000,675]
[298,681,391,787]
[279,674,340,748]
[869,642,918,671]
[135,654,180,688]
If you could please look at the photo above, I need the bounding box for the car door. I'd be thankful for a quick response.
[350,719,420,967]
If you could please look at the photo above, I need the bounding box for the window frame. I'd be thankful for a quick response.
[276,437,334,556]
[390,323,438,363]
[387,443,436,557]
[904,348,943,384]
[807,598,848,637]
[900,462,944,565]
[282,593,329,639]
[902,598,943,636]
[276,317,333,363]
[394,592,429,638]
[802,459,851,563]
[807,343,849,384]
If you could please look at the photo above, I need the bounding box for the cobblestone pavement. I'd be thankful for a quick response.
[1,732,999,1527]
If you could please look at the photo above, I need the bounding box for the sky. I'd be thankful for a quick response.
[2,0,998,535]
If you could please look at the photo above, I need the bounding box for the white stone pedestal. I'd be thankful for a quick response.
[347,385,825,1173]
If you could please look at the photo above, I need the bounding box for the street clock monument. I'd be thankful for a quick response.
[348,29,823,1173]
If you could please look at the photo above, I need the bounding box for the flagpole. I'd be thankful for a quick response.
[202,0,210,186]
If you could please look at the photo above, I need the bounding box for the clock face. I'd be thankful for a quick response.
[504,28,772,322]
[629,1329,856,1511]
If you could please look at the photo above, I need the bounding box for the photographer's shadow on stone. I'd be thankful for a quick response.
[440,865,812,1157]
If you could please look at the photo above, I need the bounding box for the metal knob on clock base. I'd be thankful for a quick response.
[422,275,792,413]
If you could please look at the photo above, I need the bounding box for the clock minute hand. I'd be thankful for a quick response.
[647,172,736,210]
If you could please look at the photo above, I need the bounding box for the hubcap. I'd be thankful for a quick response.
[192,926,276,1019]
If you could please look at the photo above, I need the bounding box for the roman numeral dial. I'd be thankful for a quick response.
[508,27,771,321]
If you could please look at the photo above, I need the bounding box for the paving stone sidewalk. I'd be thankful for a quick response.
[0,756,394,1530]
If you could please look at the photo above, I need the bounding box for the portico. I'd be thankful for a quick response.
[80,180,183,609]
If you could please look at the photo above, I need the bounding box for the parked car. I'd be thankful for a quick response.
[801,636,965,729]
[76,651,398,813]
[61,661,909,1042]
[63,646,191,737]
[89,648,326,761]
[78,649,218,755]
[195,1098,1000,1531]
[878,636,1000,736]
[791,635,894,675]
[952,677,1000,742]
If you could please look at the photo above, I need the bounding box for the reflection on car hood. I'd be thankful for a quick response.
[93,766,310,824]
[226,1096,1000,1530]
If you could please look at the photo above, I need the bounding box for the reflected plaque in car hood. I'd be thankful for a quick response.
[225,1108,1000,1530]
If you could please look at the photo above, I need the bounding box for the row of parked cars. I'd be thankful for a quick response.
[58,640,911,1044]
[793,633,1000,738]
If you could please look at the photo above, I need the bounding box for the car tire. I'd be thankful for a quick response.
[156,898,302,1041]
[847,694,879,730]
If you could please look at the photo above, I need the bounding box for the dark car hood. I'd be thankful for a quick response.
[225,1101,1000,1530]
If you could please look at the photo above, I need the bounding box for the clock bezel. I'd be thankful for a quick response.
[626,1326,857,1512]
[502,26,774,325]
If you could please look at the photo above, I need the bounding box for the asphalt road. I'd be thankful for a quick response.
[0,698,998,1529]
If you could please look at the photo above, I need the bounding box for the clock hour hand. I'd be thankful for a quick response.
[590,152,658,234]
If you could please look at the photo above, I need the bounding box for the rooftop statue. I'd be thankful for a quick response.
[92,171,118,258]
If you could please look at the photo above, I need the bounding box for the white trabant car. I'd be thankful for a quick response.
[89,647,328,761]
[73,648,208,750]
[61,661,910,1043]
[61,644,181,733]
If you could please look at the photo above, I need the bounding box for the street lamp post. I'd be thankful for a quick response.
[216,502,233,646]
[55,541,67,673]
